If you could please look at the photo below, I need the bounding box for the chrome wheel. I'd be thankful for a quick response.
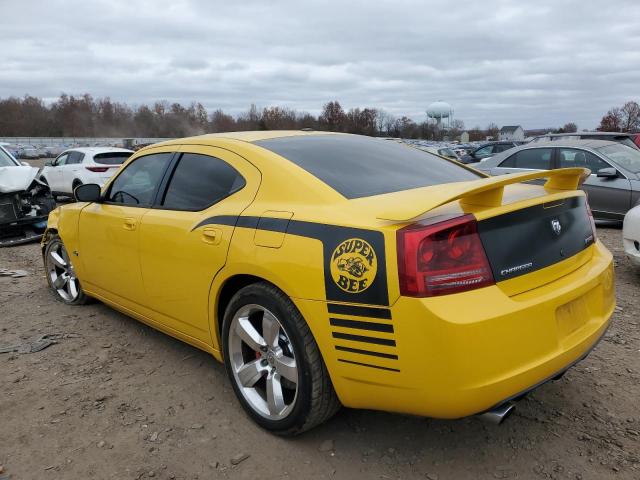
[228,304,299,420]
[46,240,79,302]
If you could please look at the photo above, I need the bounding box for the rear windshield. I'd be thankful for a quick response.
[94,152,132,165]
[596,144,640,173]
[255,135,482,198]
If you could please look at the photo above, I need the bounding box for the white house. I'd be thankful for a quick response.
[499,125,524,141]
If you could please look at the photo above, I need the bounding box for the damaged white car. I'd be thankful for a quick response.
[0,146,56,246]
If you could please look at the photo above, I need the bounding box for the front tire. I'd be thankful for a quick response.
[222,282,340,435]
[44,235,89,305]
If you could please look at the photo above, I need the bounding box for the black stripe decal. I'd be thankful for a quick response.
[338,359,400,372]
[332,332,396,346]
[330,318,394,333]
[335,345,398,360]
[327,303,392,319]
[194,215,390,306]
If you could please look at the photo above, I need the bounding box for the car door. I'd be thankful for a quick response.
[490,147,553,184]
[137,146,261,344]
[77,150,174,305]
[557,147,632,219]
[47,152,69,191]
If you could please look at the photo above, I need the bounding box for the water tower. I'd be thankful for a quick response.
[426,101,453,129]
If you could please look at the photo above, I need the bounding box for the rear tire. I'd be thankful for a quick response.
[222,282,340,435]
[44,235,90,305]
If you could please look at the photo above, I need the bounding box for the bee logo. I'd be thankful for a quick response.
[330,238,377,293]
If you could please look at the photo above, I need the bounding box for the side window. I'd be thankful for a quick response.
[499,148,552,169]
[106,153,173,206]
[161,153,246,211]
[474,145,494,158]
[558,148,609,173]
[67,151,84,164]
[55,153,69,166]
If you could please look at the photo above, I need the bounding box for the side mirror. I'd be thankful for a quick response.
[74,183,101,202]
[45,160,53,166]
[20,161,30,167]
[597,167,618,179]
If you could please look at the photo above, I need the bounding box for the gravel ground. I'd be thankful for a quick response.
[0,226,638,480]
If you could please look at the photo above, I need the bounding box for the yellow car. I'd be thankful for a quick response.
[42,131,614,435]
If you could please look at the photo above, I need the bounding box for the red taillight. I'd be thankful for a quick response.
[396,215,495,297]
[86,166,109,172]
[586,203,597,242]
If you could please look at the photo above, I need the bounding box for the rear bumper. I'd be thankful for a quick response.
[303,241,614,418]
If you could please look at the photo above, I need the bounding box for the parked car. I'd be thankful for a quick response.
[631,133,640,148]
[0,145,56,246]
[39,147,133,199]
[418,146,461,161]
[476,140,640,220]
[623,205,640,269]
[18,146,40,160]
[43,132,613,434]
[530,132,640,150]
[459,141,524,164]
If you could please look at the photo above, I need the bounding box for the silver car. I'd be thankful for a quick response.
[475,140,640,221]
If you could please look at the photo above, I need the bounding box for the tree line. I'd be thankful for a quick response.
[0,93,596,141]
[0,94,477,140]
[598,101,640,133]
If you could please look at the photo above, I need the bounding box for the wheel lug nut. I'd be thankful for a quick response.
[260,346,268,352]
[261,359,268,367]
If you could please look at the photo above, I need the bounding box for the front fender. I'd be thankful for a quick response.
[41,207,61,250]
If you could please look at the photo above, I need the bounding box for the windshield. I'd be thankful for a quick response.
[256,135,482,199]
[596,144,640,173]
[94,152,132,165]
[0,147,18,167]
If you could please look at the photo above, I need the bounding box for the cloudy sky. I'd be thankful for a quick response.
[2,0,639,129]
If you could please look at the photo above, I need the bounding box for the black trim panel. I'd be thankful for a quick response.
[327,303,392,319]
[335,345,398,360]
[478,196,594,281]
[330,318,394,333]
[338,358,400,372]
[332,332,396,346]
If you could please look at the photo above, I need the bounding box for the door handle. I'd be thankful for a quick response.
[123,217,137,231]
[202,227,222,245]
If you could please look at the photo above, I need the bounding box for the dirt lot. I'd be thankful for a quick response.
[1,226,639,480]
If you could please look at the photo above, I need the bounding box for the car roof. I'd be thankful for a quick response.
[524,139,620,149]
[537,131,633,138]
[153,130,340,148]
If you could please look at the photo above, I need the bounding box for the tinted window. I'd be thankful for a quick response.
[495,144,514,153]
[255,135,481,199]
[596,144,640,173]
[161,153,245,211]
[107,153,172,206]
[558,148,609,172]
[67,151,84,164]
[500,148,552,169]
[94,152,132,165]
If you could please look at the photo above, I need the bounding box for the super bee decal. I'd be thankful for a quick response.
[193,216,389,306]
[330,238,377,294]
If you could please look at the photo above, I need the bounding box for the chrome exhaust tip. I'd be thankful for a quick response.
[478,402,515,425]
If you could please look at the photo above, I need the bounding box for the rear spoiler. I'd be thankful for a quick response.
[377,168,590,222]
